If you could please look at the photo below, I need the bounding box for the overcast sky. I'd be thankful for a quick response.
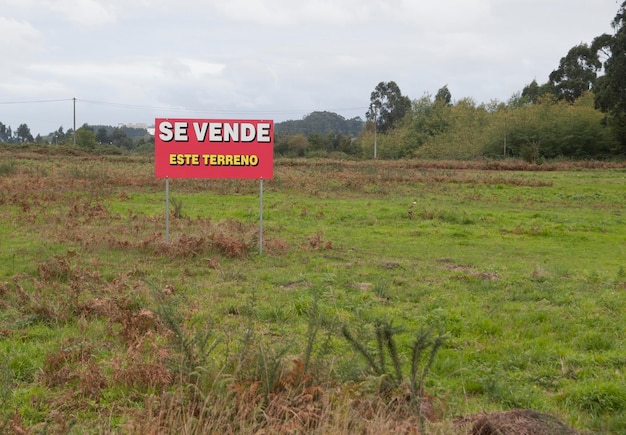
[0,0,621,137]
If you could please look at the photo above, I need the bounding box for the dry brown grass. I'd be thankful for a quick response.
[126,380,443,434]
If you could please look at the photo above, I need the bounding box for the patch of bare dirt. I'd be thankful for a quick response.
[455,409,582,435]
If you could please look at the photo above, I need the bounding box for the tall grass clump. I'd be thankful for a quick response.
[0,159,16,176]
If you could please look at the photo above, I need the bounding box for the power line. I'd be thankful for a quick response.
[79,98,368,116]
[1,97,367,116]
[0,98,74,105]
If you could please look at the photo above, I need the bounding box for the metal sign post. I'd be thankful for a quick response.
[259,177,263,254]
[165,177,170,243]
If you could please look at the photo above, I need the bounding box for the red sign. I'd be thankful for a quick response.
[155,118,274,179]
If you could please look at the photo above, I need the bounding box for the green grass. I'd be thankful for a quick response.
[0,150,625,433]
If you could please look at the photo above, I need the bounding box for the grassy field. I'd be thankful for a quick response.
[1,146,625,434]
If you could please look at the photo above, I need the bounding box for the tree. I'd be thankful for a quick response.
[404,94,451,153]
[96,127,109,144]
[134,136,155,154]
[413,98,489,159]
[274,134,309,157]
[0,122,8,142]
[111,127,132,149]
[54,126,66,144]
[548,43,601,103]
[559,93,615,157]
[366,81,411,133]
[521,80,557,104]
[593,1,626,149]
[16,124,34,143]
[76,125,97,150]
[435,85,452,106]
[521,42,601,105]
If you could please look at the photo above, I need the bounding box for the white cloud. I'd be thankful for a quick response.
[2,0,117,27]
[182,59,227,78]
[25,57,227,106]
[31,60,161,83]
[0,16,42,59]
[0,16,44,96]
[0,78,70,99]
[382,0,493,31]
[49,0,117,27]
[209,0,372,26]
[206,0,492,29]
[30,58,223,80]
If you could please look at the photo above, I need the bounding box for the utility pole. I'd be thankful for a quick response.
[73,97,76,146]
[503,112,507,158]
[373,103,378,159]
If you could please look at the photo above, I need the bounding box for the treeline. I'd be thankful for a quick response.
[274,111,363,157]
[371,91,620,161]
[4,96,620,161]
[74,124,154,153]
[275,111,363,136]
[0,122,154,154]
[273,92,620,161]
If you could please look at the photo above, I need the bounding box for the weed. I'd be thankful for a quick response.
[110,334,173,392]
[302,291,321,373]
[0,363,12,428]
[155,295,219,383]
[343,321,443,392]
[209,218,257,257]
[408,201,416,219]
[170,197,184,219]
[564,382,626,416]
[0,159,16,176]
[254,343,292,403]
[408,326,446,405]
[37,254,73,281]
[372,279,391,300]
[305,231,333,250]
[342,319,445,431]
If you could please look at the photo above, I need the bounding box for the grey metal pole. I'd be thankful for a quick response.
[165,177,170,243]
[259,177,263,254]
